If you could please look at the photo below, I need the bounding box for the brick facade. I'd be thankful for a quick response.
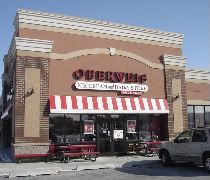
[13,55,49,144]
[164,68,188,138]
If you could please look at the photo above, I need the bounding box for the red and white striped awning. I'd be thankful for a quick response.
[50,95,169,114]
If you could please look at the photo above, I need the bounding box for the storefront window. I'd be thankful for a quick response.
[150,114,161,141]
[195,106,204,128]
[49,114,65,144]
[49,114,81,144]
[187,106,194,128]
[65,114,80,144]
[205,106,210,127]
[139,114,151,141]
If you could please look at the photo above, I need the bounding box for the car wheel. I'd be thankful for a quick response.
[160,150,172,167]
[204,156,210,171]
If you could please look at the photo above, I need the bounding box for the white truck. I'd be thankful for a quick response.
[158,127,210,171]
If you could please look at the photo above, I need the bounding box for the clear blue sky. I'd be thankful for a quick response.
[0,0,209,92]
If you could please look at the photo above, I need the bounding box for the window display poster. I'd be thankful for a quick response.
[127,120,136,133]
[114,130,123,139]
[84,120,94,134]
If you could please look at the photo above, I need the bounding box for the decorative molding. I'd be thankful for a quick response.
[185,68,210,81]
[164,65,185,71]
[15,37,53,53]
[187,100,210,105]
[17,50,51,58]
[163,54,186,67]
[49,48,164,69]
[109,47,116,56]
[50,48,109,60]
[13,143,50,146]
[186,78,210,84]
[19,23,181,48]
[16,9,184,46]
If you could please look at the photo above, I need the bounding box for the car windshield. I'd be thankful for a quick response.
[175,130,192,143]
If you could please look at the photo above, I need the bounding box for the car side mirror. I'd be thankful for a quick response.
[174,139,178,143]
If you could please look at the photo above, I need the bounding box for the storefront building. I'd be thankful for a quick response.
[1,9,210,157]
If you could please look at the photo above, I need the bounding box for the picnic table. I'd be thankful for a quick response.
[136,141,161,156]
[54,144,100,163]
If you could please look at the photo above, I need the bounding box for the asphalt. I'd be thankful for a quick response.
[0,155,158,178]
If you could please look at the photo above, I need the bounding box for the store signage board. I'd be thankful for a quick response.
[75,81,148,92]
[114,130,123,139]
[73,69,147,84]
[84,120,94,134]
[127,120,136,133]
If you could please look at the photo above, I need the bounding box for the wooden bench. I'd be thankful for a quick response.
[56,144,100,163]
[15,153,51,163]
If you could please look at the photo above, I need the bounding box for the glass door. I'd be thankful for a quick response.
[98,120,111,154]
[112,120,124,153]
[96,115,125,155]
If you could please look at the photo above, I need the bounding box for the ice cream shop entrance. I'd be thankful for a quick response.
[96,115,125,155]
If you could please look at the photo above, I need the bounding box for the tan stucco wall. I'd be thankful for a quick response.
[19,28,182,65]
[24,68,40,137]
[49,54,166,98]
[172,79,183,133]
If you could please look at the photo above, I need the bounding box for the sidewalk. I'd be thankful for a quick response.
[0,155,159,178]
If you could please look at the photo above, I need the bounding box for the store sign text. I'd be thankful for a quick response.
[73,69,147,84]
[75,81,148,92]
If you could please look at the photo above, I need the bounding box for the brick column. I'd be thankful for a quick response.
[163,55,188,139]
[12,55,50,156]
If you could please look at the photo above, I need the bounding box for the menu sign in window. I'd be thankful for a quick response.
[84,120,94,134]
[127,120,136,133]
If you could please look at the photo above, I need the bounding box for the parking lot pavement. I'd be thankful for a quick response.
[0,156,158,178]
[9,161,210,180]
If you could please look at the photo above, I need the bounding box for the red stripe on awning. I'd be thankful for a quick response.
[155,99,161,110]
[111,97,118,110]
[92,97,99,110]
[138,98,145,110]
[130,98,136,110]
[50,96,56,109]
[82,96,88,109]
[71,96,78,109]
[163,99,169,110]
[60,96,67,109]
[102,97,108,110]
[147,99,153,110]
[121,98,127,110]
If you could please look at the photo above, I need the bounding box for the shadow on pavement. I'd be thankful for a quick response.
[115,160,210,177]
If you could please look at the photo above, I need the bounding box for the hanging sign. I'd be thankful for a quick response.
[113,130,123,139]
[84,120,94,134]
[127,120,136,133]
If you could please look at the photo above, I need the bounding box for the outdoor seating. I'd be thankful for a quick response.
[136,141,161,156]
[14,144,99,163]
[54,144,100,163]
